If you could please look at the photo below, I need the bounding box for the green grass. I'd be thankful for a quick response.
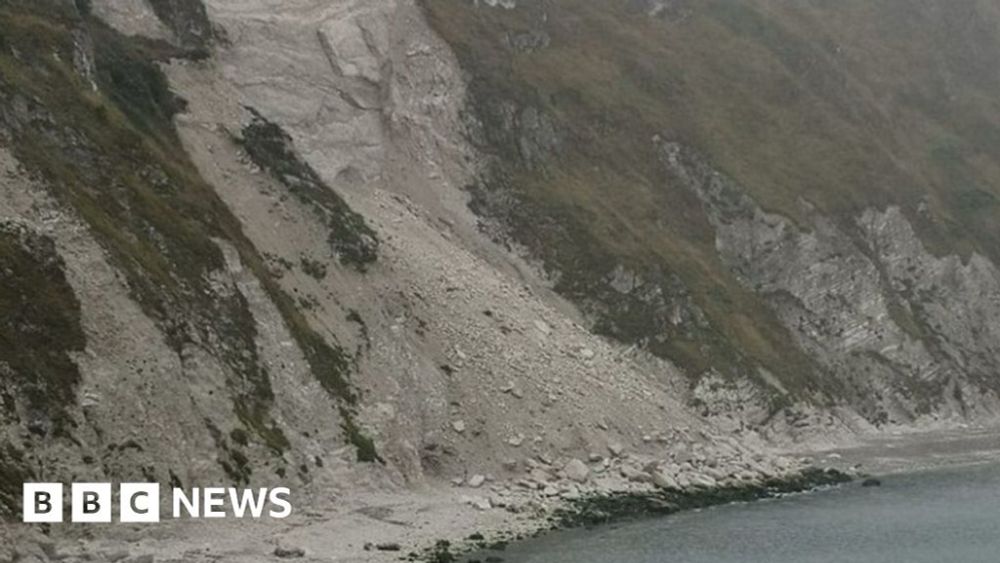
[239,109,379,271]
[421,0,1000,406]
[341,407,381,463]
[0,224,85,437]
[0,444,31,519]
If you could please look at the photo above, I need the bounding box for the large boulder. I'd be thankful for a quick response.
[687,473,718,489]
[651,470,679,490]
[563,458,590,483]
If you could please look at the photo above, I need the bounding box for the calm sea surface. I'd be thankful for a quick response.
[492,462,1000,563]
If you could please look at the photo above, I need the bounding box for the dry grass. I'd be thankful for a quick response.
[422,0,1000,400]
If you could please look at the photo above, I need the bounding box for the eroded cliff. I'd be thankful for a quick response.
[3,0,1000,559]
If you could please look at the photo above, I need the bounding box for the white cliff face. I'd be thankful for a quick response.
[59,0,784,500]
[89,0,171,40]
[660,141,1000,431]
[859,208,1000,411]
[174,0,771,483]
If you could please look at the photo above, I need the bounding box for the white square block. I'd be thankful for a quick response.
[22,483,63,523]
[120,483,161,523]
[71,483,112,523]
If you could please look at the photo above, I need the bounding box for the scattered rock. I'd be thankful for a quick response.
[376,543,401,551]
[451,420,466,434]
[608,442,624,458]
[688,473,718,488]
[467,474,486,488]
[501,382,524,398]
[529,468,553,483]
[507,434,524,447]
[274,547,305,559]
[578,347,595,360]
[620,464,650,483]
[464,496,492,510]
[651,470,679,490]
[563,458,590,483]
[533,320,551,335]
[862,478,882,487]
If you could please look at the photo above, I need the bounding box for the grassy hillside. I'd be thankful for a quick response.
[421,0,1000,405]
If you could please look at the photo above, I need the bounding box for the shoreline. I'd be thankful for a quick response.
[411,468,853,563]
[6,427,1000,562]
[802,424,1000,477]
[411,426,1000,563]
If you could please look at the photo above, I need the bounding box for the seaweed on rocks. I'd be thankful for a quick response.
[554,468,852,528]
[419,469,850,563]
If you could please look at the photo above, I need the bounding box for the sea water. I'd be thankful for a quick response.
[495,462,1000,563]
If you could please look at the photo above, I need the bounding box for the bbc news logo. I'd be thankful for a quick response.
[23,483,292,523]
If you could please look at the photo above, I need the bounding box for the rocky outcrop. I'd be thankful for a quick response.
[659,140,1000,427]
[419,0,1000,441]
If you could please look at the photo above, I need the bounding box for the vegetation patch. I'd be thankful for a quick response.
[206,418,255,485]
[0,223,85,437]
[341,407,382,463]
[146,0,214,52]
[239,109,379,271]
[300,256,327,280]
[0,443,33,518]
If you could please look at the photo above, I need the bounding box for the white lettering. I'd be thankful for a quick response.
[203,487,226,518]
[172,487,199,518]
[268,487,292,519]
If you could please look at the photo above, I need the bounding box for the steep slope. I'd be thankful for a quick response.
[153,0,785,481]
[421,0,1000,428]
[0,0,374,516]
[5,0,1000,557]
[0,0,798,535]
